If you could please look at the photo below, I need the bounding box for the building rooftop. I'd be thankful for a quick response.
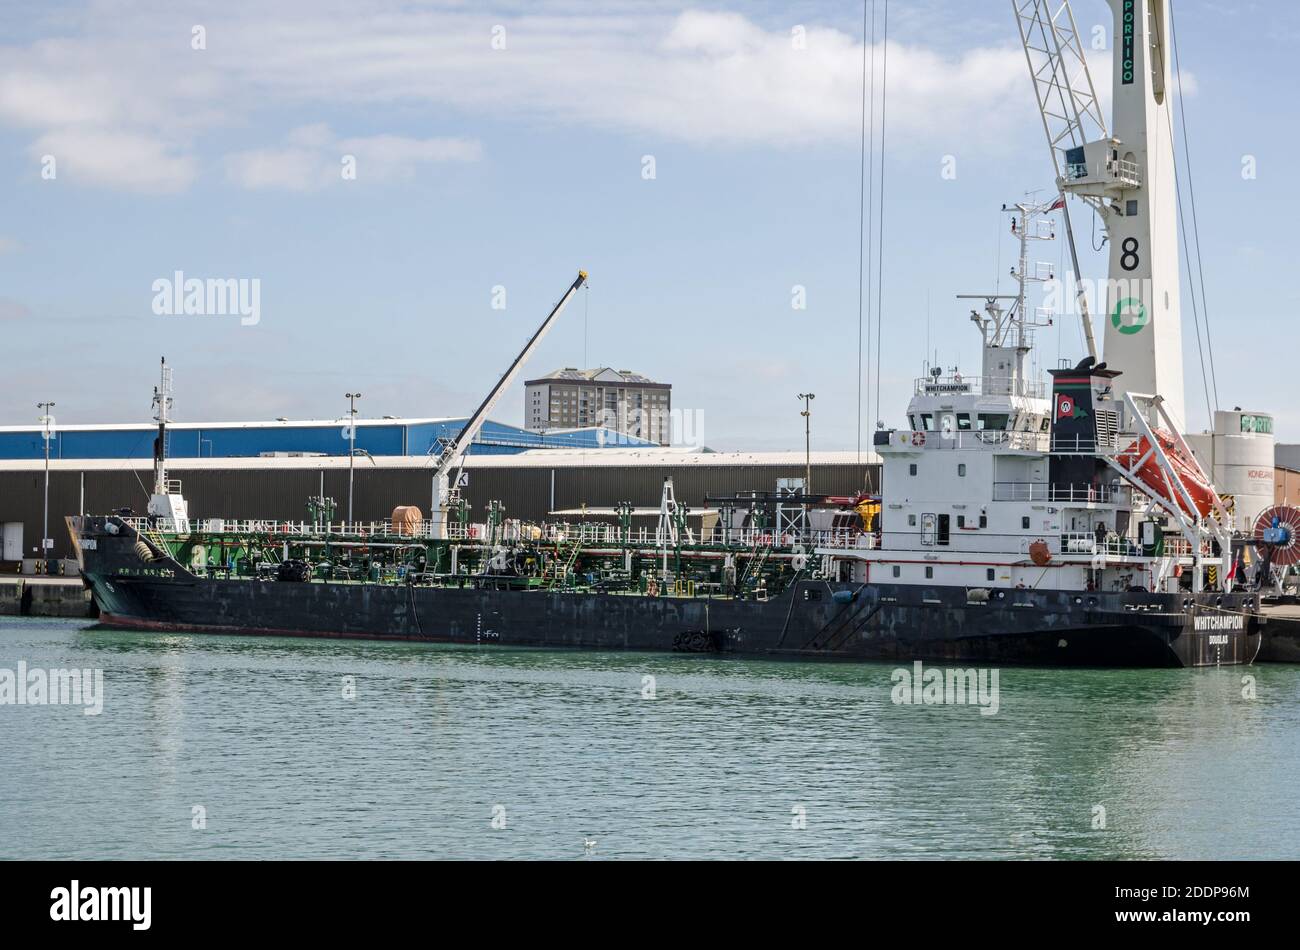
[0,448,880,473]
[0,416,656,461]
[526,367,665,385]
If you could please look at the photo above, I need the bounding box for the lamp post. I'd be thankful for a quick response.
[345,392,361,525]
[797,393,815,497]
[38,401,55,567]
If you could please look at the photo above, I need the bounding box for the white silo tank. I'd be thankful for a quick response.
[1214,410,1275,531]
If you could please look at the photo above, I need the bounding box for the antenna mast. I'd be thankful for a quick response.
[152,357,173,497]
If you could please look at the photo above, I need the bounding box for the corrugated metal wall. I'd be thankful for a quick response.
[0,462,877,560]
[0,419,654,461]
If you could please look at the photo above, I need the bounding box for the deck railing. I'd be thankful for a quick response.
[897,429,1050,452]
[992,482,1129,504]
[1056,532,1209,558]
[122,516,878,552]
[912,375,1047,399]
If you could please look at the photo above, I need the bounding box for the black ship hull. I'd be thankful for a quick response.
[74,518,1262,668]
[1259,605,1300,662]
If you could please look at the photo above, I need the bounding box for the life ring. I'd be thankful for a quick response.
[912,431,927,447]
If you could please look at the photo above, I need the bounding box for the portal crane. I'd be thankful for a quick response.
[1015,1,1234,589]
[1014,0,1185,430]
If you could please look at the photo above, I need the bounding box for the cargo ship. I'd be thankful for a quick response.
[68,1,1285,666]
[69,255,1269,667]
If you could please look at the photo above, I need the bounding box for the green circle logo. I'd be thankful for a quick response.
[1111,296,1148,334]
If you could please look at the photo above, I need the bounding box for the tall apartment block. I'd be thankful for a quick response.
[525,368,672,445]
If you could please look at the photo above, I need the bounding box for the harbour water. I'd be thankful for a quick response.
[2,617,1298,860]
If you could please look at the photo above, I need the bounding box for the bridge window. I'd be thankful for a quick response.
[919,413,935,431]
[956,413,973,430]
[977,413,1009,431]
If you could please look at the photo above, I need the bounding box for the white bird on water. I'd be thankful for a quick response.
[583,837,597,852]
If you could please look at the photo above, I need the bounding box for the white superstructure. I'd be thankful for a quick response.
[822,195,1223,594]
[816,0,1242,596]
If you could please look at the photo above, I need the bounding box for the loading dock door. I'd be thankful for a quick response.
[2,522,23,561]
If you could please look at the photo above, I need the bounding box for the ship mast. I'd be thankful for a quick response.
[152,357,173,498]
[957,198,1057,397]
[146,357,191,531]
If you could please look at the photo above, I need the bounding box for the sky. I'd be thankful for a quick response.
[1,0,1296,452]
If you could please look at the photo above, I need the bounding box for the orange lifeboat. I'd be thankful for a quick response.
[1115,429,1216,518]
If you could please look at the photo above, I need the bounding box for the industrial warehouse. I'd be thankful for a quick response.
[0,409,1292,572]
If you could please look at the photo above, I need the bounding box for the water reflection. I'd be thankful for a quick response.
[1,618,1297,859]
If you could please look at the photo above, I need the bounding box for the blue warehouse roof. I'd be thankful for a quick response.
[0,417,654,461]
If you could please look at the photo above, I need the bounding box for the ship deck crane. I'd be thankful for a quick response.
[429,270,588,538]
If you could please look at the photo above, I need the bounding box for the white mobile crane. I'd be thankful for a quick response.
[428,270,588,539]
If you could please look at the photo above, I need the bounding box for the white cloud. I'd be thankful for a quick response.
[0,1,1065,192]
[225,124,481,190]
[336,134,482,176]
[0,67,115,127]
[30,128,197,193]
